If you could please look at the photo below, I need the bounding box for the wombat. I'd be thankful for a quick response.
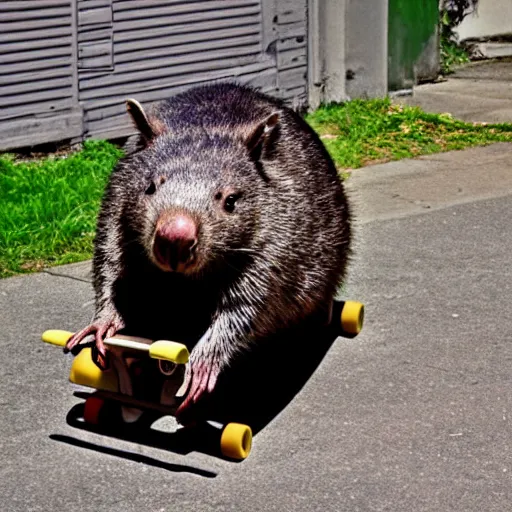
[64,82,351,423]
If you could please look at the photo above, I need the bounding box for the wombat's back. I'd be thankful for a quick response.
[150,82,281,133]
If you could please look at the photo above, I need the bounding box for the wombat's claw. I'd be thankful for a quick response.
[175,361,220,425]
[63,321,120,370]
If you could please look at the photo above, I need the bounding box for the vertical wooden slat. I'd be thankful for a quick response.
[0,0,83,149]
[275,0,308,108]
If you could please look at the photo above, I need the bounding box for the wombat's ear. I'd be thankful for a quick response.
[245,112,280,161]
[126,98,164,142]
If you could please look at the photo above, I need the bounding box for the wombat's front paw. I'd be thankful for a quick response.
[63,316,124,370]
[175,358,220,425]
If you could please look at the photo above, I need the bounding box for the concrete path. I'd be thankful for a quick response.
[2,143,512,511]
[396,58,512,123]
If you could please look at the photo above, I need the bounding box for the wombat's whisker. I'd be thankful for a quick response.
[227,248,261,255]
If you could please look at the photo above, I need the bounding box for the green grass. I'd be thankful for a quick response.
[306,98,512,172]
[0,140,123,278]
[3,99,512,278]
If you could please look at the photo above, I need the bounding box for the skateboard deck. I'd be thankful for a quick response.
[42,300,364,460]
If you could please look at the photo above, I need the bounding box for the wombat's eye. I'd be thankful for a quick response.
[145,181,156,195]
[224,194,239,213]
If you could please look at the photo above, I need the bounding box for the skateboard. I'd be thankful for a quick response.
[42,299,364,461]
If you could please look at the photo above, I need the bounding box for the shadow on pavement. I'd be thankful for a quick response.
[62,401,231,466]
[208,315,340,434]
[49,432,217,478]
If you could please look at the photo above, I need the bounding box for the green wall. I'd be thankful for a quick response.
[388,0,440,91]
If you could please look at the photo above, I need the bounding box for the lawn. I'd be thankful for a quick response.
[3,98,512,278]
[0,140,123,278]
[306,98,512,173]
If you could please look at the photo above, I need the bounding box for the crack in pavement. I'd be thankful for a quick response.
[43,269,92,284]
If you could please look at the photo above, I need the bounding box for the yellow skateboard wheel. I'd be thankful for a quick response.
[69,348,119,392]
[340,301,364,335]
[42,330,73,347]
[220,423,252,460]
[149,340,189,364]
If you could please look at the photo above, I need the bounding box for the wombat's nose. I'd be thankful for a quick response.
[153,214,198,271]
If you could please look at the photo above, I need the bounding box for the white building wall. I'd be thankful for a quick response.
[456,0,512,41]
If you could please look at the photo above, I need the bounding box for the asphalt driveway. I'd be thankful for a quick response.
[2,144,512,512]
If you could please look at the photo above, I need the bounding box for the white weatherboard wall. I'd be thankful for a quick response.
[0,0,395,149]
[79,0,270,139]
[0,0,309,149]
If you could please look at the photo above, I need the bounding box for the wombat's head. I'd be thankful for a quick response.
[122,98,280,276]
